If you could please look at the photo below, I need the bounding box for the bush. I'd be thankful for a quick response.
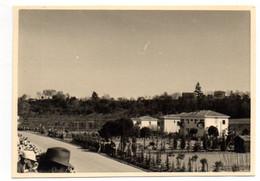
[214,161,223,172]
[242,128,250,135]
[193,141,202,152]
[188,158,192,172]
[232,164,240,172]
[176,153,185,171]
[211,138,219,149]
[180,163,186,172]
[220,136,227,151]
[149,142,155,146]
[208,126,219,137]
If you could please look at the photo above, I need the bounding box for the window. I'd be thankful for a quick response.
[181,119,184,123]
[195,119,198,123]
[191,119,193,122]
[149,121,151,125]
[197,122,204,128]
[200,119,204,122]
[174,121,176,123]
[186,119,189,123]
[222,120,226,124]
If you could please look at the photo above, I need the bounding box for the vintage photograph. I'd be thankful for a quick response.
[13,6,255,177]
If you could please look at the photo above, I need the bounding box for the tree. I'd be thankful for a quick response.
[165,153,170,171]
[186,137,191,151]
[36,92,42,99]
[226,125,236,148]
[180,136,186,149]
[18,94,30,117]
[202,132,209,150]
[172,160,176,172]
[211,137,219,150]
[181,163,186,172]
[208,126,219,137]
[20,94,27,101]
[193,141,202,152]
[132,126,140,138]
[214,161,223,172]
[115,118,134,151]
[156,152,162,169]
[131,137,137,157]
[176,153,185,171]
[191,155,198,171]
[173,134,178,150]
[91,91,99,101]
[200,158,208,172]
[188,158,192,172]
[52,91,66,100]
[98,121,118,139]
[99,118,134,151]
[140,127,151,149]
[242,127,250,135]
[220,134,227,151]
[42,89,56,99]
[102,94,111,100]
[194,82,203,99]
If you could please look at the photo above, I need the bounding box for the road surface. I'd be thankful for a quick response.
[18,131,144,172]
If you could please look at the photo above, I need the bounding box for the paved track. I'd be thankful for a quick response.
[18,131,143,172]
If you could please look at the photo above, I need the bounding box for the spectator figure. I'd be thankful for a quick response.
[127,141,133,157]
[110,140,116,157]
[37,147,74,173]
[100,139,105,153]
[17,150,38,173]
[97,140,102,153]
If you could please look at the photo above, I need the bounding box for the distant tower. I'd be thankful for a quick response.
[194,82,203,98]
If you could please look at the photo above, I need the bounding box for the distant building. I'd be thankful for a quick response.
[182,92,195,99]
[214,91,226,99]
[131,116,158,130]
[158,114,180,133]
[131,117,141,127]
[179,110,230,137]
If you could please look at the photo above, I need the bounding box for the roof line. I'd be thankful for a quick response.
[204,110,211,117]
[205,115,230,118]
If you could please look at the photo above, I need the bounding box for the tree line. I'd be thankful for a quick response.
[18,89,250,120]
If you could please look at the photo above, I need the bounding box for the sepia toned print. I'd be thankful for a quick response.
[13,6,255,177]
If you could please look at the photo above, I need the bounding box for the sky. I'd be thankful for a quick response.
[18,10,250,99]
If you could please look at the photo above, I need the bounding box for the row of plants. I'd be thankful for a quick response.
[70,133,248,172]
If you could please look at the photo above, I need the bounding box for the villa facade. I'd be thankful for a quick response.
[158,110,230,136]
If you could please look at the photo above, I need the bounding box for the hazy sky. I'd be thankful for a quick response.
[18,10,250,99]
